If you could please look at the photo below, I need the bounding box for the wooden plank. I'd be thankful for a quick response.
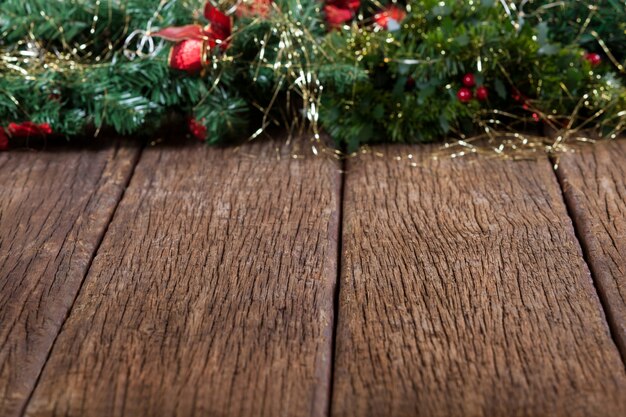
[24,138,341,417]
[332,147,626,417]
[0,142,140,417]
[556,138,626,362]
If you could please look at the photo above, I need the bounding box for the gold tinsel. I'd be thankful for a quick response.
[1,0,624,162]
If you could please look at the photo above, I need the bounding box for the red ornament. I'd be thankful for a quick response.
[374,5,406,30]
[475,86,488,101]
[532,112,540,122]
[169,39,207,73]
[8,121,52,137]
[324,0,360,28]
[188,118,208,141]
[0,128,8,151]
[457,87,472,103]
[585,52,601,66]
[154,2,232,73]
[462,73,475,87]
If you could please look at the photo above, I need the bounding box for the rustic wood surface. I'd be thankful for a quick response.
[24,139,341,417]
[332,147,626,417]
[0,143,140,417]
[4,137,626,417]
[556,138,626,361]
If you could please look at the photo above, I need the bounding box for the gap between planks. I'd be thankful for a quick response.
[550,137,626,366]
[327,158,346,417]
[18,143,145,417]
[7,135,625,417]
[0,140,142,417]
[332,143,626,417]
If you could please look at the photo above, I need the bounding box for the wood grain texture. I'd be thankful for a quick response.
[333,146,626,417]
[25,139,341,417]
[0,143,140,417]
[556,138,626,362]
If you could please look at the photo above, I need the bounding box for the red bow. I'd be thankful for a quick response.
[8,122,52,137]
[0,122,53,150]
[153,3,232,73]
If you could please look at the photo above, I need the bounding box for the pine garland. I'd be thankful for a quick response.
[0,0,624,151]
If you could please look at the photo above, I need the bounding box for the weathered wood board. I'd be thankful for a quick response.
[556,138,626,361]
[0,143,140,417]
[24,139,341,417]
[332,147,626,417]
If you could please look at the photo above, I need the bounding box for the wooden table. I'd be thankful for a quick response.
[1,135,625,417]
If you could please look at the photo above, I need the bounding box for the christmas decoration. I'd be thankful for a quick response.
[8,122,52,137]
[154,5,232,73]
[475,86,489,101]
[457,88,473,103]
[585,52,602,66]
[189,118,208,141]
[0,121,52,151]
[529,0,626,71]
[324,0,360,28]
[461,74,476,88]
[0,0,624,153]
[168,40,208,73]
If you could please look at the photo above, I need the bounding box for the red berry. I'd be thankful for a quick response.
[457,87,473,103]
[188,118,208,141]
[461,73,475,87]
[585,52,601,66]
[475,86,488,101]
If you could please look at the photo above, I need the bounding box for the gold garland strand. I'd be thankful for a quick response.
[1,0,624,162]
